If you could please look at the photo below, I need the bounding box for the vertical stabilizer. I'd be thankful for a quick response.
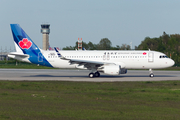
[10,24,39,54]
[10,24,52,67]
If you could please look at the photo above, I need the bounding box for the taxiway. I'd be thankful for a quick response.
[0,69,180,82]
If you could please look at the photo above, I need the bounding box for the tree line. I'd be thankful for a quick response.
[63,38,131,50]
[63,32,180,66]
[137,32,180,66]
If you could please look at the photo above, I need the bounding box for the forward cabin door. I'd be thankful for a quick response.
[148,52,154,62]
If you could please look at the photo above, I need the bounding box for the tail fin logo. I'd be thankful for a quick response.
[18,38,32,49]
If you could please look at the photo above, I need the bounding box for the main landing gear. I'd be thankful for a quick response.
[89,72,100,78]
[149,69,154,78]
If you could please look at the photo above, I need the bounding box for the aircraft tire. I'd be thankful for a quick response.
[94,72,100,77]
[149,73,154,78]
[89,73,95,78]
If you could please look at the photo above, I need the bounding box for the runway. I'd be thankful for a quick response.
[0,69,180,82]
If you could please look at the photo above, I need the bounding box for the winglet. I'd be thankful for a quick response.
[54,47,68,60]
[54,47,62,57]
[82,47,86,51]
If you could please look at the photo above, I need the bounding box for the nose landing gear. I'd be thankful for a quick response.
[149,69,154,78]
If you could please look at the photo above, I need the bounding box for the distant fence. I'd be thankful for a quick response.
[0,53,9,61]
[0,47,15,61]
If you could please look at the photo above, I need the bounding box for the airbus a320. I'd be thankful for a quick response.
[8,24,175,78]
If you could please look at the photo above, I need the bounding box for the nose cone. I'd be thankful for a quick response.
[169,59,175,67]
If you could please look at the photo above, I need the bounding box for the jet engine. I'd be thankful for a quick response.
[98,64,120,75]
[98,64,127,75]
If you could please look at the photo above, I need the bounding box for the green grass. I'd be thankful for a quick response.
[0,60,54,69]
[0,64,54,69]
[0,81,180,120]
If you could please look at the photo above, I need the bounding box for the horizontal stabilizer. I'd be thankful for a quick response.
[8,52,29,58]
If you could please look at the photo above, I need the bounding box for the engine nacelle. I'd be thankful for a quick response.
[99,64,121,75]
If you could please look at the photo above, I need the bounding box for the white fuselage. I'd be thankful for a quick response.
[9,24,175,78]
[39,50,174,69]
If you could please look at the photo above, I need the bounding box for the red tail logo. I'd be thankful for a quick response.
[18,38,32,49]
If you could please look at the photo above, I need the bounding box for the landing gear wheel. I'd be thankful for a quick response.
[149,69,154,78]
[94,72,100,77]
[89,73,95,78]
[149,73,154,78]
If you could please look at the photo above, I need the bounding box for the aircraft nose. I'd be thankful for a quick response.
[170,59,175,66]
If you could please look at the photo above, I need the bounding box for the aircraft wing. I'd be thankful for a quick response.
[54,48,107,69]
[62,57,106,70]
[68,59,104,65]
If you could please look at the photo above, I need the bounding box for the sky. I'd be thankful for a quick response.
[0,0,180,51]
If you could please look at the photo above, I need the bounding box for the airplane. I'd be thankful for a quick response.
[8,24,175,78]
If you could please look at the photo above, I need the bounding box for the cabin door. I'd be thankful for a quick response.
[148,52,154,62]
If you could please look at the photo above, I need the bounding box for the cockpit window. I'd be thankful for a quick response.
[159,55,168,58]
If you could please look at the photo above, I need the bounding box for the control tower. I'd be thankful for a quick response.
[78,38,82,50]
[41,24,50,50]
